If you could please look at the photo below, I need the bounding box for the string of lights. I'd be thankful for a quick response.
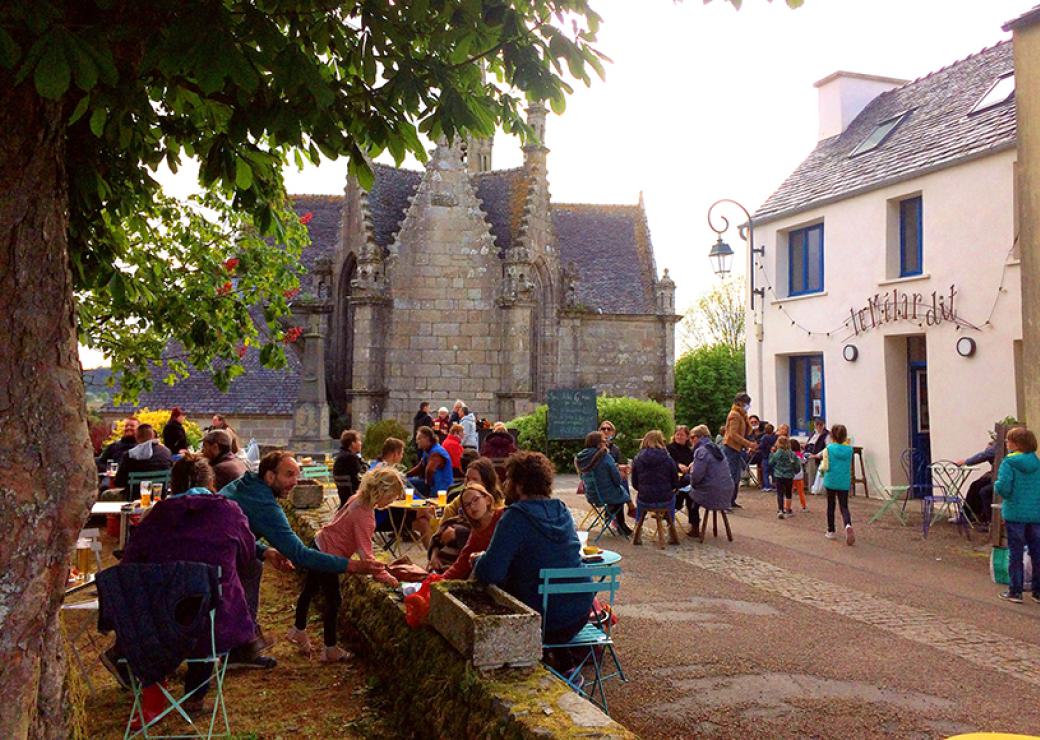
[750,236,1018,342]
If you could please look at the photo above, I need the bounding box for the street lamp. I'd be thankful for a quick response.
[706,198,765,310]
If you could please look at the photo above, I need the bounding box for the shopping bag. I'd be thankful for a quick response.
[811,473,825,495]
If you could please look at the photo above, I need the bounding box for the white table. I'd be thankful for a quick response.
[91,501,134,549]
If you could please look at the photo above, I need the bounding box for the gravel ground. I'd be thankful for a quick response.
[554,475,1040,739]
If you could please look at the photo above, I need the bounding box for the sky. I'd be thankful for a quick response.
[79,0,1037,369]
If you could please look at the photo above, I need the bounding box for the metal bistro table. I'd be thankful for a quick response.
[91,501,135,549]
[581,548,621,568]
[386,497,443,558]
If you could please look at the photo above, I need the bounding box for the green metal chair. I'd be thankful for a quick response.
[538,564,625,714]
[866,462,909,525]
[126,470,172,500]
[300,464,332,482]
[122,568,231,739]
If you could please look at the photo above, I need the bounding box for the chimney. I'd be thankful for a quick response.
[814,71,907,141]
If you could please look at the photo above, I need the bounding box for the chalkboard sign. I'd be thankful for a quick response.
[547,388,599,441]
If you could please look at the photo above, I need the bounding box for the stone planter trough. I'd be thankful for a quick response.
[428,582,542,670]
[291,481,324,509]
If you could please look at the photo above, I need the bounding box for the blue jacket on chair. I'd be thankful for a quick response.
[97,561,220,686]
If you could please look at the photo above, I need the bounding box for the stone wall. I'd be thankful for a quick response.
[382,144,506,422]
[559,312,675,407]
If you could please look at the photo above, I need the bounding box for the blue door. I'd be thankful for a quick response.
[908,362,931,495]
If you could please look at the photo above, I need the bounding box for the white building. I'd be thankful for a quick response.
[749,41,1022,486]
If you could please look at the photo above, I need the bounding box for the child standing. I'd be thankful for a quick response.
[287,467,402,662]
[790,439,809,512]
[757,423,778,492]
[769,436,799,518]
[820,424,855,545]
[994,427,1040,603]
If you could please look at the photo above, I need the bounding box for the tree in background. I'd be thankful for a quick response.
[679,276,746,354]
[0,3,608,735]
[674,344,747,434]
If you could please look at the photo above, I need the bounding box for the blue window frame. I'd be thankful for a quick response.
[899,196,923,277]
[788,224,824,296]
[790,355,826,436]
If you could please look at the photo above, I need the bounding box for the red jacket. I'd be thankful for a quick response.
[442,435,463,470]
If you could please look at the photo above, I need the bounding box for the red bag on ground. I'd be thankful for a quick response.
[404,574,444,628]
[590,596,618,632]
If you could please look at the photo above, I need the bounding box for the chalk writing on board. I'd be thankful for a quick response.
[547,388,598,441]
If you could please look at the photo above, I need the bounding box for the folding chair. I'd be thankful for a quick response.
[117,566,231,739]
[538,565,625,714]
[577,474,620,544]
[301,464,332,482]
[923,461,972,540]
[866,463,909,525]
[899,448,930,513]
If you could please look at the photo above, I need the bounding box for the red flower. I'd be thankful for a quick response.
[299,211,313,225]
[283,287,300,300]
[283,326,303,344]
[224,257,240,272]
[217,281,233,296]
[236,344,247,358]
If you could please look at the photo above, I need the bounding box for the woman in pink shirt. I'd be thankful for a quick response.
[441,483,504,581]
[287,467,403,662]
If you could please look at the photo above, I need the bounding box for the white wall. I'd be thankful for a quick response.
[748,150,1021,486]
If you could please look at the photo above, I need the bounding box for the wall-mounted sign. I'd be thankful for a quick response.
[847,285,969,336]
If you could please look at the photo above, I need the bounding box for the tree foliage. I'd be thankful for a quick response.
[674,343,746,433]
[679,276,746,353]
[1,0,610,399]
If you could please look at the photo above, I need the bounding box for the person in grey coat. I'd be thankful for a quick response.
[688,424,734,514]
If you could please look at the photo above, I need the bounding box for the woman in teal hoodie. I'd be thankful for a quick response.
[994,427,1040,603]
[821,424,855,546]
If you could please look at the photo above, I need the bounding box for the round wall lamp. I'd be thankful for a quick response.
[842,344,859,362]
[956,336,977,357]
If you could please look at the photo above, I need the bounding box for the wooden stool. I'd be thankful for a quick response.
[699,509,733,543]
[850,446,868,497]
[632,508,679,549]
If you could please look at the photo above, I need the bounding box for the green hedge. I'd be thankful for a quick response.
[362,418,416,467]
[508,396,674,471]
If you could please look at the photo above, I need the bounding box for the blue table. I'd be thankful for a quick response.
[582,548,621,567]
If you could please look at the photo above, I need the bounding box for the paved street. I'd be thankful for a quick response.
[553,475,1040,739]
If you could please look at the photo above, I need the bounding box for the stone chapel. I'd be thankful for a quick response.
[104,106,679,448]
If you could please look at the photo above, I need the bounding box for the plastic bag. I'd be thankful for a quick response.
[811,473,825,495]
[403,573,444,628]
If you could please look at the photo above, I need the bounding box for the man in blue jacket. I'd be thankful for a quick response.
[474,451,593,644]
[222,450,384,663]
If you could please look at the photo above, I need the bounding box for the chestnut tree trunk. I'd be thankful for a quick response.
[0,81,97,738]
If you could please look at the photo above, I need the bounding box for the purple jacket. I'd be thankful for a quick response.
[688,440,733,511]
[123,488,257,653]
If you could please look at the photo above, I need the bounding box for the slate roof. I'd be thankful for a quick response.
[473,167,529,252]
[754,41,1017,224]
[553,204,657,314]
[291,194,345,293]
[102,334,302,416]
[368,164,422,247]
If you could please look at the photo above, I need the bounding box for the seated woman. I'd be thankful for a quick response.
[480,422,517,459]
[473,452,593,644]
[441,483,505,580]
[117,454,264,718]
[574,431,632,537]
[667,426,697,530]
[442,424,465,474]
[688,424,734,514]
[631,430,680,526]
[428,458,504,572]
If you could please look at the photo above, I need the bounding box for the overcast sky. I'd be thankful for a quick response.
[80,0,1036,369]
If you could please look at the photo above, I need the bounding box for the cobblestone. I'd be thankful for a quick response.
[663,544,1040,687]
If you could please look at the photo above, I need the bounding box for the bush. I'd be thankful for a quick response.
[362,419,415,467]
[104,408,204,449]
[674,344,746,435]
[507,396,675,471]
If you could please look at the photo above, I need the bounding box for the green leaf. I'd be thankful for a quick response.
[68,94,90,124]
[89,105,107,136]
[33,36,71,100]
[235,158,253,190]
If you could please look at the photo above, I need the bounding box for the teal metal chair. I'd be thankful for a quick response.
[121,569,231,739]
[538,564,626,713]
[300,464,332,482]
[577,475,621,544]
[866,462,909,525]
[126,470,172,500]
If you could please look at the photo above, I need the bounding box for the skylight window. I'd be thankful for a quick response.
[849,112,910,157]
[971,73,1015,114]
